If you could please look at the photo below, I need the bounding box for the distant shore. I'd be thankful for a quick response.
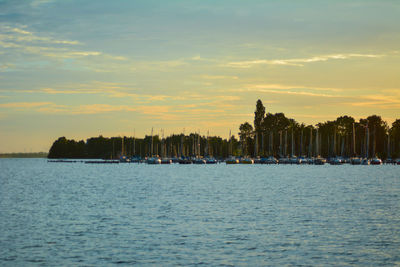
[0,152,48,158]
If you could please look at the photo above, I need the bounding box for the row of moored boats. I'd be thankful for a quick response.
[118,155,400,165]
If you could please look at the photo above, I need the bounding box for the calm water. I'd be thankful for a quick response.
[0,159,399,266]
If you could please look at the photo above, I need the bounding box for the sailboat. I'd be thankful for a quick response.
[313,128,326,165]
[119,136,131,163]
[361,125,370,165]
[289,129,298,164]
[276,130,287,164]
[370,126,382,165]
[204,131,217,164]
[226,130,239,164]
[146,128,161,164]
[350,123,362,165]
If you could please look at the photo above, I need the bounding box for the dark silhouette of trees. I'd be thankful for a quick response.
[239,122,254,156]
[254,99,265,155]
[48,137,85,158]
[391,119,400,158]
[47,100,399,160]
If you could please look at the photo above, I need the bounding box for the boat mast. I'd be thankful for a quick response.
[333,127,336,157]
[197,130,201,157]
[269,131,273,157]
[279,131,282,157]
[121,136,124,156]
[387,132,391,159]
[309,128,313,158]
[284,130,288,157]
[181,128,184,157]
[291,129,294,157]
[300,129,303,156]
[161,129,164,158]
[352,123,356,157]
[372,126,376,157]
[316,128,319,157]
[112,139,114,159]
[229,129,233,156]
[366,125,369,159]
[150,127,153,157]
[133,129,135,157]
[254,131,258,157]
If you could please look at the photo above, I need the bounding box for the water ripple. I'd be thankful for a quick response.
[0,159,399,266]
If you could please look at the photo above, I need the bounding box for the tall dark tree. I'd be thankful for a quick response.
[254,99,265,133]
[254,99,266,156]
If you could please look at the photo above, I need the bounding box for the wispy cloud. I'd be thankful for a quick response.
[226,53,384,68]
[0,24,127,71]
[250,89,338,98]
[30,81,243,106]
[70,104,136,114]
[201,75,239,80]
[350,94,400,109]
[0,25,80,45]
[0,96,242,122]
[36,85,174,103]
[226,86,343,98]
[245,84,343,92]
[0,101,53,108]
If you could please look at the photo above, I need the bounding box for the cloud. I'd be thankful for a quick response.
[226,53,384,68]
[32,81,244,106]
[245,84,343,92]
[201,75,239,80]
[0,101,53,108]
[0,24,128,72]
[255,89,338,98]
[0,25,81,45]
[349,94,400,109]
[70,104,136,114]
[36,86,173,103]
[0,96,242,122]
[227,87,341,98]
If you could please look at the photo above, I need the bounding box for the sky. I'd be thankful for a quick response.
[0,0,399,152]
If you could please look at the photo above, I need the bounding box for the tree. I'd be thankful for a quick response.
[48,137,86,158]
[239,122,253,156]
[391,119,400,158]
[254,99,266,156]
[254,99,265,134]
[364,115,388,158]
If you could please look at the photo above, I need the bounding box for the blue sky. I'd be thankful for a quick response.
[0,0,399,152]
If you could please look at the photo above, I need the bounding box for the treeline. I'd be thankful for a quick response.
[240,100,400,159]
[48,100,400,159]
[48,134,241,159]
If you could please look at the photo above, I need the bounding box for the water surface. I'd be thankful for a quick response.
[0,159,399,266]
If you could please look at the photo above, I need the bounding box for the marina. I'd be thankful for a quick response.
[47,102,400,168]
[47,156,400,165]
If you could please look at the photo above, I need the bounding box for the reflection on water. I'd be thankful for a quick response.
[0,159,399,266]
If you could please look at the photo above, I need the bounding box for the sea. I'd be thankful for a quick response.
[0,158,399,266]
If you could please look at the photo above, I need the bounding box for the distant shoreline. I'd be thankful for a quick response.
[0,152,48,158]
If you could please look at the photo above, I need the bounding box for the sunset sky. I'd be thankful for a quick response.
[1,0,399,152]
